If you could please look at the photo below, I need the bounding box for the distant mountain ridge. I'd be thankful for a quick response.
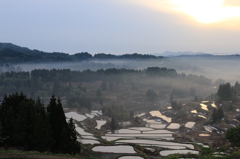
[1,42,239,63]
[153,51,214,57]
[0,43,163,63]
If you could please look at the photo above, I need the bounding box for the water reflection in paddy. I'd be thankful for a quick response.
[118,156,144,159]
[96,120,106,129]
[105,133,173,138]
[85,114,95,118]
[200,103,208,111]
[160,150,199,156]
[65,112,86,121]
[143,130,174,134]
[203,125,215,133]
[92,145,136,153]
[116,139,194,149]
[211,103,217,108]
[75,125,92,136]
[114,129,141,134]
[149,111,172,123]
[81,136,97,140]
[91,110,102,116]
[102,136,134,141]
[199,134,210,137]
[78,139,100,144]
[167,123,180,129]
[198,115,207,119]
[149,124,166,129]
[185,122,195,128]
[145,119,166,129]
[129,127,154,131]
[142,145,187,149]
[191,110,197,114]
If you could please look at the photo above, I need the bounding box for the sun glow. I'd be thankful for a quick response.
[169,0,240,23]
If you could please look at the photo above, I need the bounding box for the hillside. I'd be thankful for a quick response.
[0,43,163,63]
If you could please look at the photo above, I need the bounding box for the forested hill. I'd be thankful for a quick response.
[0,43,163,63]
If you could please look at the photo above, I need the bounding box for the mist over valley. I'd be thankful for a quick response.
[0,43,240,158]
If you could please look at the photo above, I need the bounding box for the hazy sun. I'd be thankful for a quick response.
[169,0,240,23]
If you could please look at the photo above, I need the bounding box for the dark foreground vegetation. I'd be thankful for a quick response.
[0,93,80,154]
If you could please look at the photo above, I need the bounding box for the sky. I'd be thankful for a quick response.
[1,0,240,55]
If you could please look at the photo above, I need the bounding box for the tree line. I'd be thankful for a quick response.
[0,67,212,97]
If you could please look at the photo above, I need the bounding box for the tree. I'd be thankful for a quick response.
[13,100,36,149]
[212,107,224,123]
[217,107,224,120]
[194,96,199,102]
[226,126,240,147]
[171,101,181,110]
[146,89,157,100]
[100,81,107,91]
[171,101,178,109]
[170,93,173,102]
[130,110,134,120]
[32,98,53,152]
[212,108,217,123]
[217,83,233,101]
[0,93,80,154]
[66,118,80,155]
[102,106,105,114]
[110,117,116,134]
[47,95,80,154]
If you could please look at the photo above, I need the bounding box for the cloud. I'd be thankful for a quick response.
[223,0,240,7]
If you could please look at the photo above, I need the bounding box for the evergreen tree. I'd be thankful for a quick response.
[171,101,178,110]
[226,126,240,147]
[130,110,134,120]
[47,95,80,154]
[47,95,68,153]
[217,83,232,101]
[32,98,54,152]
[110,117,116,134]
[0,93,80,154]
[212,108,217,123]
[217,107,224,120]
[194,96,199,102]
[0,93,28,147]
[67,118,80,154]
[96,89,101,97]
[212,107,224,123]
[13,100,36,149]
[170,93,173,102]
[100,81,107,91]
[146,89,157,100]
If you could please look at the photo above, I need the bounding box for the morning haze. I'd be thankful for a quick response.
[0,0,240,158]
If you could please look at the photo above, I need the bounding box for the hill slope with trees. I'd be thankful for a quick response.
[0,43,163,63]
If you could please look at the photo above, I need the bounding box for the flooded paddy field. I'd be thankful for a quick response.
[64,100,240,158]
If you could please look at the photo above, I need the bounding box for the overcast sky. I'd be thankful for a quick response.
[1,0,240,54]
